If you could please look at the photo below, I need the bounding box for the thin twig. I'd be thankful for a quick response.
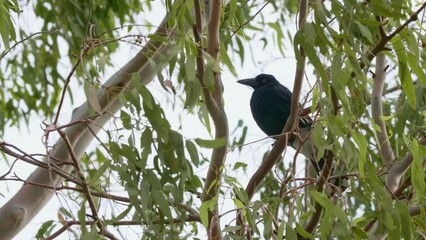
[57,129,105,234]
[226,0,272,42]
[0,176,130,203]
[198,0,229,239]
[0,142,81,184]
[0,31,55,59]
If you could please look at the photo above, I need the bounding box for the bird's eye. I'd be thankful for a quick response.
[262,78,267,83]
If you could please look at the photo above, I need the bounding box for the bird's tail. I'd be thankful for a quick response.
[291,126,348,193]
[290,126,321,173]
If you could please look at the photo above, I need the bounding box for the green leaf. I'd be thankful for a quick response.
[121,144,137,163]
[186,139,199,166]
[352,131,366,178]
[330,54,343,89]
[392,36,416,108]
[355,21,373,43]
[351,226,368,239]
[199,201,209,227]
[125,91,141,113]
[152,190,172,219]
[120,110,132,129]
[310,191,332,209]
[284,224,297,240]
[203,65,215,91]
[106,206,132,224]
[140,127,153,147]
[185,55,196,81]
[59,207,73,218]
[313,123,327,160]
[78,202,87,234]
[194,137,226,148]
[35,220,55,238]
[81,228,99,240]
[84,82,102,114]
[388,211,401,240]
[219,40,237,75]
[233,161,247,170]
[296,26,327,81]
[395,201,413,240]
[295,223,314,238]
[97,55,109,71]
[381,208,395,231]
[89,160,111,185]
[222,225,242,233]
[184,80,201,109]
[233,198,245,209]
[138,85,153,110]
[228,0,238,21]
[408,139,425,198]
[268,22,285,55]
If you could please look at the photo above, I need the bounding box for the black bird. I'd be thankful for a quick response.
[238,73,322,171]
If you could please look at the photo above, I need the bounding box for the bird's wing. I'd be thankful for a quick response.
[275,84,313,129]
[299,112,313,129]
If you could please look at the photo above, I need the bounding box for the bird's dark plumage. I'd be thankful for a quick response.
[238,74,349,189]
[237,74,311,137]
[238,73,321,172]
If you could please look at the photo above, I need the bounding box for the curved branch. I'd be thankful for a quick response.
[197,1,229,239]
[368,136,426,237]
[354,1,426,76]
[409,201,426,216]
[57,129,105,234]
[371,53,397,191]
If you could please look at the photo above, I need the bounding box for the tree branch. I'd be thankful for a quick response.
[388,136,426,181]
[196,1,229,239]
[409,201,426,216]
[0,142,81,184]
[356,1,426,74]
[368,136,426,237]
[371,53,397,191]
[57,129,105,234]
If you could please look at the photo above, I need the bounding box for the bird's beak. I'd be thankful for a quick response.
[237,78,257,88]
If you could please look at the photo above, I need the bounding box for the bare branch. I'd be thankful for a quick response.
[1,176,131,203]
[371,53,397,191]
[0,31,56,59]
[197,1,229,239]
[0,142,81,184]
[226,0,272,41]
[52,46,91,127]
